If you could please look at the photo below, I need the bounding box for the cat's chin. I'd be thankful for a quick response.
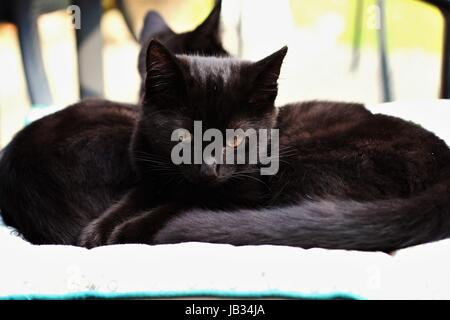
[186,176,226,189]
[197,179,222,188]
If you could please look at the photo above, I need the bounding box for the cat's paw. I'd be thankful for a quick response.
[106,218,150,245]
[77,220,110,248]
[106,205,177,245]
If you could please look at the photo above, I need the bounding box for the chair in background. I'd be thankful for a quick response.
[351,0,392,102]
[424,0,450,98]
[116,0,139,41]
[352,0,450,101]
[0,0,104,107]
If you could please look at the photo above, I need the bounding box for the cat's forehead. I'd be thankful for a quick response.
[176,55,248,86]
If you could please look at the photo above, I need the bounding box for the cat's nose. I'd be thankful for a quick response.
[200,162,217,181]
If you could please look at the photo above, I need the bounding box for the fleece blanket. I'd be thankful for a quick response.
[1,100,450,300]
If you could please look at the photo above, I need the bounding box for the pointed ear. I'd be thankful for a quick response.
[193,0,222,37]
[139,11,173,45]
[248,46,288,107]
[145,40,184,98]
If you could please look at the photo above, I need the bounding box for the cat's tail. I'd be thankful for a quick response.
[154,179,450,251]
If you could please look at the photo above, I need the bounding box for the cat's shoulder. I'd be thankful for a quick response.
[278,100,370,118]
[277,100,371,128]
[6,99,138,156]
[28,98,138,132]
[62,98,139,122]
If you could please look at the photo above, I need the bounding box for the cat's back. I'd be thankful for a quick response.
[4,99,137,165]
[21,99,137,145]
[277,100,448,147]
[273,100,450,202]
[0,99,138,244]
[277,100,371,144]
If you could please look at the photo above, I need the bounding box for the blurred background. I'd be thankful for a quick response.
[0,0,445,146]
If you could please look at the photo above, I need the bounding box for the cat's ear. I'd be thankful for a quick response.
[139,11,173,45]
[193,0,222,38]
[248,46,288,107]
[145,40,184,98]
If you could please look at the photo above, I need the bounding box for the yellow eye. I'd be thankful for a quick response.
[177,129,192,143]
[226,134,244,148]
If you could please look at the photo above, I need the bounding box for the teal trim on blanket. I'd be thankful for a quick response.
[0,289,364,300]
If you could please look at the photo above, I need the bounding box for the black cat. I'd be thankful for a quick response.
[150,102,450,251]
[2,39,450,251]
[137,0,228,97]
[78,41,288,247]
[0,0,228,245]
[79,41,450,252]
[0,40,283,245]
[0,99,138,244]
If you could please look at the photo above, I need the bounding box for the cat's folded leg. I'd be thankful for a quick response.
[107,205,180,245]
[77,189,151,248]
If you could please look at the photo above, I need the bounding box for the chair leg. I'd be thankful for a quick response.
[72,0,104,99]
[13,0,53,106]
[378,0,393,102]
[116,0,138,41]
[439,8,450,99]
[350,0,364,71]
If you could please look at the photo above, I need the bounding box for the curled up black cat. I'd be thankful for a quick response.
[151,102,450,252]
[0,0,228,245]
[1,40,450,251]
[78,41,289,248]
[0,39,281,246]
[80,41,450,251]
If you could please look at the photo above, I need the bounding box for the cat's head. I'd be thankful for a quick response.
[138,0,228,88]
[135,40,287,187]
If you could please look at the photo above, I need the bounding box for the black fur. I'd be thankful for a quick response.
[80,41,450,251]
[78,41,288,248]
[152,102,450,252]
[0,41,284,246]
[2,39,450,252]
[153,186,450,252]
[0,100,138,244]
[0,1,228,245]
